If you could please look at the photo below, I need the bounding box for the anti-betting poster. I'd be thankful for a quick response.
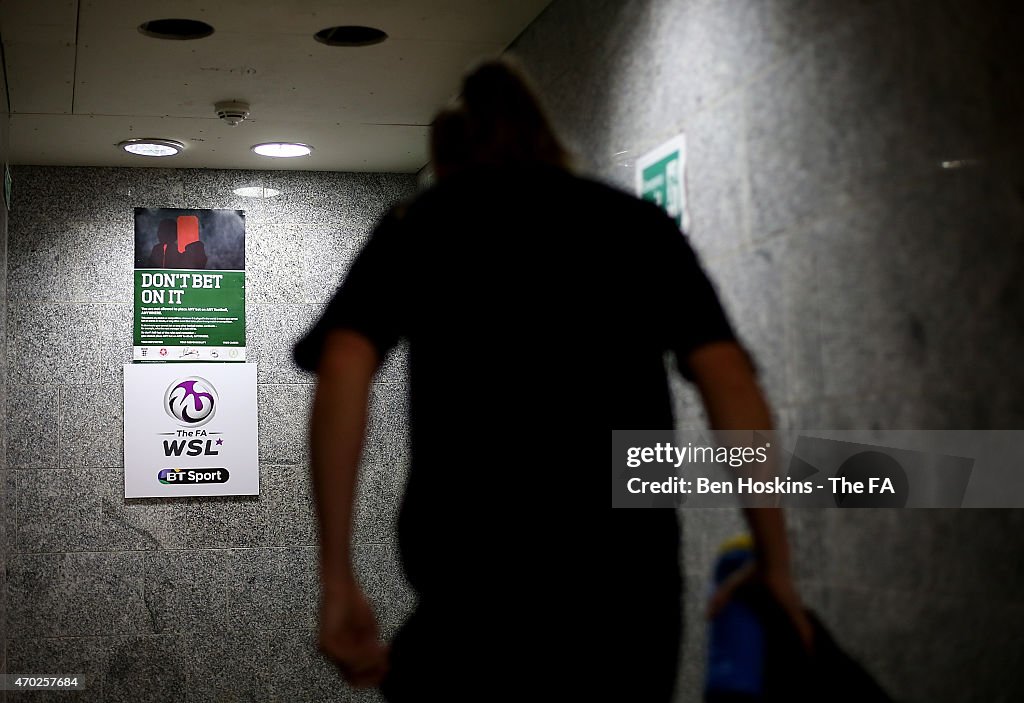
[133,207,246,362]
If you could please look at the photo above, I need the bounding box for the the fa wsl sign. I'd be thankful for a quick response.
[123,363,259,497]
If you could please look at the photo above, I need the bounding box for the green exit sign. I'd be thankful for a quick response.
[635,134,688,232]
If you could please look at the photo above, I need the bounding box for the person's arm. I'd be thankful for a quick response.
[310,328,389,686]
[687,340,813,648]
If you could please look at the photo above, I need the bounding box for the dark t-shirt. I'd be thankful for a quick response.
[294,163,737,610]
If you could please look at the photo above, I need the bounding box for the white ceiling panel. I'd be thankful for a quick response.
[87,0,549,44]
[0,0,78,41]
[2,0,553,171]
[0,0,78,113]
[73,31,506,124]
[4,40,76,114]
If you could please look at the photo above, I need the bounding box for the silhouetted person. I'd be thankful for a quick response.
[149,219,181,268]
[295,59,810,703]
[179,239,208,269]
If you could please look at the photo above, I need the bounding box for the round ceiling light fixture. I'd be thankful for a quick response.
[314,25,388,47]
[118,138,185,157]
[139,19,215,40]
[251,142,313,158]
[233,186,281,199]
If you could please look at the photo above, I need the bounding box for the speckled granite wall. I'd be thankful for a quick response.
[0,51,10,696]
[512,1,1024,701]
[2,166,417,702]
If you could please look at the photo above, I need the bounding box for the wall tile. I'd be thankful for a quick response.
[1,472,13,555]
[247,303,322,385]
[142,549,232,634]
[267,628,384,703]
[6,636,109,700]
[11,468,102,553]
[265,171,415,231]
[7,212,135,304]
[8,303,131,387]
[716,243,789,410]
[931,509,1024,605]
[365,382,410,467]
[355,381,410,545]
[375,341,409,387]
[809,207,928,402]
[0,382,7,468]
[179,168,278,222]
[778,229,823,407]
[353,458,406,548]
[684,91,749,261]
[222,547,318,632]
[746,7,928,238]
[220,548,269,633]
[802,172,1024,415]
[245,222,311,305]
[58,385,123,467]
[353,543,416,633]
[61,224,135,304]
[6,551,149,638]
[896,1,1003,174]
[246,221,366,308]
[6,384,58,468]
[257,384,313,465]
[6,229,62,302]
[185,628,271,703]
[179,495,268,550]
[97,468,189,551]
[788,391,978,431]
[509,0,627,172]
[264,464,317,548]
[646,0,780,119]
[819,588,1024,703]
[102,634,188,703]
[820,510,937,593]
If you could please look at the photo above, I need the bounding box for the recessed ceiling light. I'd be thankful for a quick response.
[314,26,388,47]
[233,186,281,198]
[118,138,185,157]
[252,142,313,158]
[139,19,215,40]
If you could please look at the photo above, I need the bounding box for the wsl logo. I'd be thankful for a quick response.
[164,377,218,427]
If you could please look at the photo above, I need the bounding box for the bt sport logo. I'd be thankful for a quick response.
[164,376,218,427]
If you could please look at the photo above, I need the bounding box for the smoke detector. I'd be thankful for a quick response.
[215,100,250,126]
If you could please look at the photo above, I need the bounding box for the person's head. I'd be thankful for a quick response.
[430,59,570,180]
[157,219,177,245]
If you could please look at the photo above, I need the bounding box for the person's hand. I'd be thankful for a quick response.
[319,579,390,687]
[706,562,815,652]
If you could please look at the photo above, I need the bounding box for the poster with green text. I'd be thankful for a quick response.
[133,207,246,362]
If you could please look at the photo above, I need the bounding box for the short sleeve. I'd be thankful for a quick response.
[293,208,408,372]
[645,209,747,379]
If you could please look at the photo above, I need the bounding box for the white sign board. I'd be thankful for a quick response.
[124,363,259,497]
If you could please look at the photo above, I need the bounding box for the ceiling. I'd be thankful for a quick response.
[0,0,552,172]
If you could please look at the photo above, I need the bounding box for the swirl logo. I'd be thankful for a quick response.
[164,377,218,427]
